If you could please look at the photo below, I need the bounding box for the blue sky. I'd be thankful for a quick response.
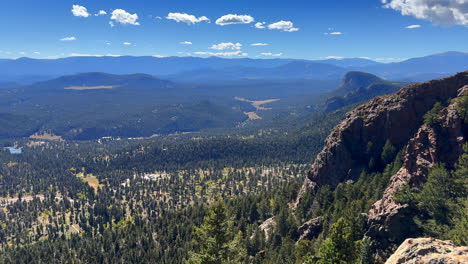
[0,0,466,61]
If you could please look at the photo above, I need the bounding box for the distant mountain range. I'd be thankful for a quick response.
[0,51,466,84]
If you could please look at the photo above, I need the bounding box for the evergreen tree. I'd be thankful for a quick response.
[317,217,356,264]
[187,196,245,264]
[381,139,396,166]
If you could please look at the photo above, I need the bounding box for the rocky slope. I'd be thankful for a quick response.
[294,71,468,261]
[385,238,468,264]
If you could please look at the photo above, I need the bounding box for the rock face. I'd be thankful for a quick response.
[294,71,468,261]
[338,71,384,92]
[297,217,322,242]
[306,71,468,189]
[385,238,468,264]
[258,217,276,241]
[325,72,404,112]
[367,84,468,260]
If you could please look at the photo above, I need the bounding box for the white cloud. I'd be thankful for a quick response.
[95,10,107,16]
[268,21,299,32]
[255,22,266,29]
[123,42,132,46]
[71,5,90,18]
[60,36,76,41]
[375,57,407,62]
[216,14,254,26]
[260,52,283,57]
[251,43,268,46]
[405,24,422,29]
[325,31,343,35]
[111,9,140,26]
[194,51,248,57]
[382,0,468,26]
[152,55,168,58]
[70,53,122,57]
[34,51,41,55]
[325,56,344,60]
[180,41,193,45]
[210,42,242,50]
[166,12,210,24]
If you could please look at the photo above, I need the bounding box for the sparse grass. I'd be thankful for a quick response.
[76,173,103,192]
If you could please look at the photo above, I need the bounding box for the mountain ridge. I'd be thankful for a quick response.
[0,51,466,83]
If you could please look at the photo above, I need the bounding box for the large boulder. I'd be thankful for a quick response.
[385,238,468,264]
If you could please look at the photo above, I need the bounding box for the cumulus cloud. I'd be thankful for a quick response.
[216,14,254,25]
[166,12,210,24]
[95,10,107,16]
[325,31,343,35]
[255,22,266,29]
[251,43,268,46]
[210,42,242,50]
[123,42,132,46]
[71,5,90,18]
[382,0,468,26]
[60,36,76,41]
[194,51,248,57]
[261,52,283,57]
[268,21,299,32]
[405,24,422,29]
[111,9,140,26]
[180,41,193,45]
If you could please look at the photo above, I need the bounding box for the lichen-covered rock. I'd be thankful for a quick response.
[385,238,468,264]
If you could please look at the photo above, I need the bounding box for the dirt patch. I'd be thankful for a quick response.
[235,97,280,110]
[244,112,262,121]
[30,133,64,142]
[64,85,117,90]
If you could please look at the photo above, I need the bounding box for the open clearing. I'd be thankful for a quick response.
[64,85,117,90]
[244,112,262,121]
[236,97,280,121]
[76,172,103,192]
[235,97,280,110]
[30,133,64,142]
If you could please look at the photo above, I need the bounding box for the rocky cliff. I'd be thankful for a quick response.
[294,71,468,261]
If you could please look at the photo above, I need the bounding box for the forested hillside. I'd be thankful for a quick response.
[1,70,466,263]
